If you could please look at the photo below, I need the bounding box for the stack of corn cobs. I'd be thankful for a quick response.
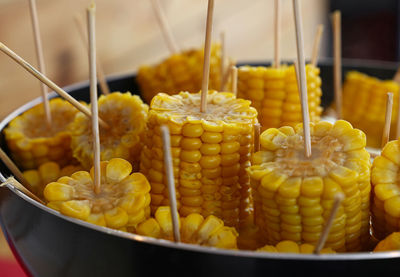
[4,43,400,253]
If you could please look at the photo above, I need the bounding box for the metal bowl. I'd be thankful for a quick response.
[1,59,400,277]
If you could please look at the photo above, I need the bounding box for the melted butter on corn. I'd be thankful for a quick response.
[4,98,79,169]
[248,120,371,252]
[136,206,238,249]
[43,158,151,230]
[141,91,258,228]
[71,92,148,169]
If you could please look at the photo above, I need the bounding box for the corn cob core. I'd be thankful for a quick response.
[70,92,148,170]
[4,98,78,170]
[237,64,322,131]
[247,120,371,252]
[43,158,151,230]
[371,139,400,239]
[137,44,222,103]
[374,232,400,252]
[257,240,336,254]
[23,161,83,199]
[140,91,258,228]
[136,206,238,249]
[342,71,399,148]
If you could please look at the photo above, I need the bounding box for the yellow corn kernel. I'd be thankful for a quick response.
[106,158,132,182]
[44,182,74,202]
[4,98,78,169]
[141,91,257,228]
[136,218,162,238]
[60,200,91,221]
[249,121,370,251]
[44,159,150,231]
[71,92,148,169]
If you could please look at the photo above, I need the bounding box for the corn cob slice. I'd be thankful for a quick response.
[257,240,336,254]
[237,64,322,131]
[140,91,258,228]
[23,162,83,199]
[137,44,223,103]
[371,139,400,239]
[374,232,400,252]
[4,98,79,170]
[70,92,148,170]
[248,120,371,252]
[43,158,151,230]
[136,206,238,249]
[342,71,399,148]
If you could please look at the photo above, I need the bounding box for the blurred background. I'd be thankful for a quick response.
[0,0,398,275]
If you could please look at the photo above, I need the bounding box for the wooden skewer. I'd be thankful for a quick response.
[314,193,345,254]
[200,0,215,113]
[381,92,394,148]
[231,65,238,96]
[332,10,342,119]
[150,0,179,54]
[1,177,45,205]
[220,31,226,91]
[0,42,108,129]
[273,0,281,68]
[161,125,181,243]
[311,24,324,67]
[292,0,312,158]
[74,13,110,95]
[254,123,261,152]
[0,149,45,205]
[28,0,52,127]
[396,92,400,139]
[220,60,236,92]
[87,3,101,194]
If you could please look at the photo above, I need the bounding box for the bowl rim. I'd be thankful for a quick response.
[1,59,399,261]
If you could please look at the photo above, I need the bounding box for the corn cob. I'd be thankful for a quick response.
[342,71,399,148]
[43,158,151,230]
[136,206,238,249]
[371,139,400,239]
[137,44,223,103]
[140,91,258,228]
[23,162,83,199]
[257,240,336,254]
[237,64,322,131]
[374,232,400,252]
[247,120,371,252]
[4,98,79,170]
[70,92,148,170]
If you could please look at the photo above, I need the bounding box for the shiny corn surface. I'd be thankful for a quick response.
[371,139,400,239]
[374,232,400,252]
[4,98,78,170]
[140,91,258,228]
[247,120,371,252]
[342,71,399,148]
[237,64,322,131]
[23,162,83,199]
[43,158,151,230]
[136,206,238,249]
[257,240,336,254]
[71,92,148,169]
[137,44,223,103]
